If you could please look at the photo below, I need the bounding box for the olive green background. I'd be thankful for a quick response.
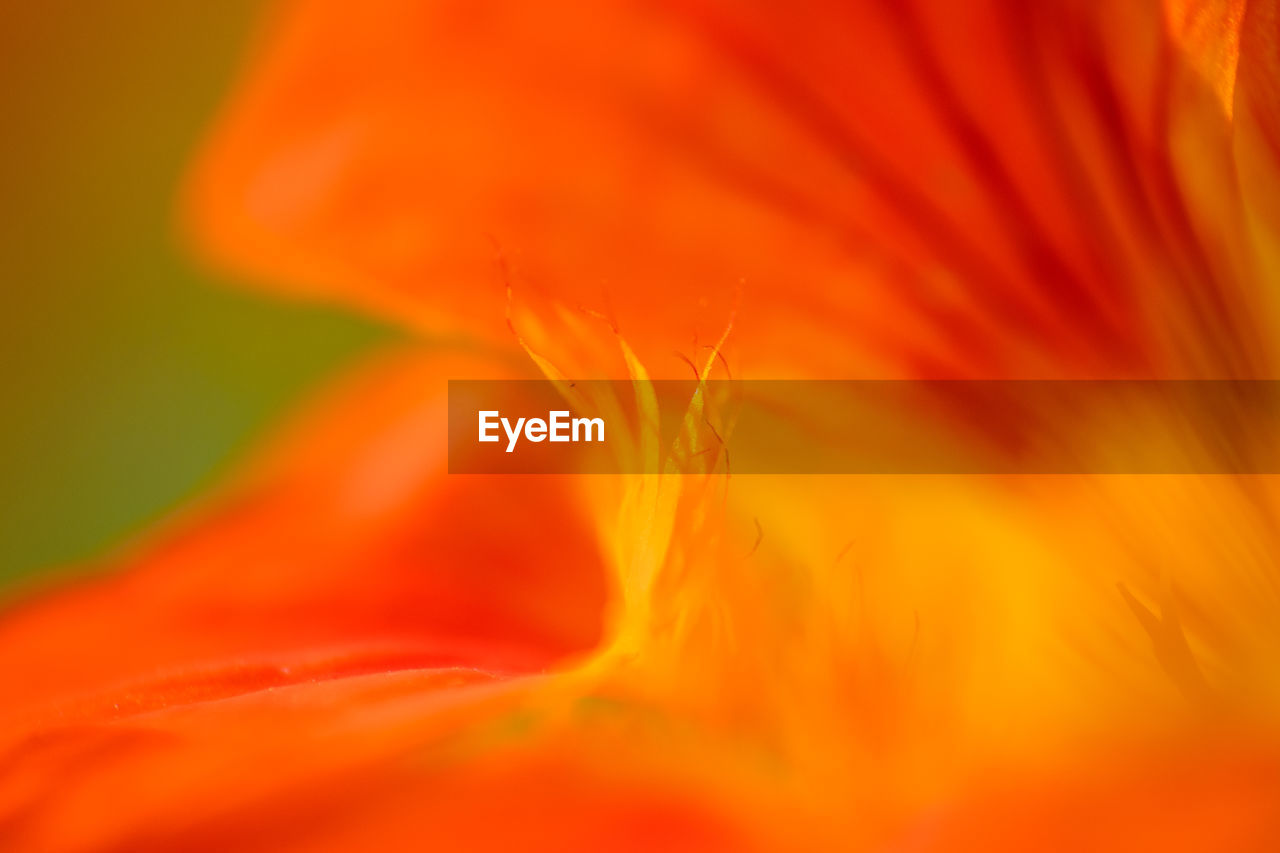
[0,1,388,588]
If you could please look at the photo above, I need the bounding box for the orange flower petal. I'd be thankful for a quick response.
[0,349,609,727]
[189,0,1279,377]
[0,668,799,851]
[185,0,869,377]
[1235,0,1280,301]
[914,742,1280,852]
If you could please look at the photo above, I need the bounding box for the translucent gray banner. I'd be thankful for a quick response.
[448,380,1280,474]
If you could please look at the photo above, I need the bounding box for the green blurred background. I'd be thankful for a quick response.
[0,1,388,588]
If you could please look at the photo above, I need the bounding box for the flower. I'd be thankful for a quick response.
[3,0,1280,850]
